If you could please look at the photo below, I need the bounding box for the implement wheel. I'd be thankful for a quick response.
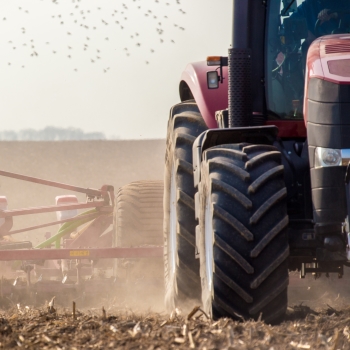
[114,180,164,283]
[199,144,289,323]
[164,101,208,311]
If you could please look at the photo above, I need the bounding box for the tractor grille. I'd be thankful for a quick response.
[325,44,350,54]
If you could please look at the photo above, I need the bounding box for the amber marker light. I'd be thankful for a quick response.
[207,56,221,66]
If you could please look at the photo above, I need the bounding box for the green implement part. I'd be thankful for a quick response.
[35,209,100,249]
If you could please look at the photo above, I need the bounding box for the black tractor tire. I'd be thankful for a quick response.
[198,143,289,323]
[164,101,208,311]
[113,180,164,282]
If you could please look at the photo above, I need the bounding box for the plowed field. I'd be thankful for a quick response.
[1,140,350,349]
[1,298,350,349]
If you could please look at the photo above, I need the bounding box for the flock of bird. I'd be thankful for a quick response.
[2,0,187,72]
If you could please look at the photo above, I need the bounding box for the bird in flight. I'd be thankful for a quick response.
[3,0,187,70]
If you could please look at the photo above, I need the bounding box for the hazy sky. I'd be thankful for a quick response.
[0,0,231,139]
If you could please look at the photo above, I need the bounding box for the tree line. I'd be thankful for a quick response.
[0,126,113,141]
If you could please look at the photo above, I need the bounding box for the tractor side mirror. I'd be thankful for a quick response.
[207,71,219,89]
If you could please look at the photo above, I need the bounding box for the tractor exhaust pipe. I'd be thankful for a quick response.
[228,0,252,128]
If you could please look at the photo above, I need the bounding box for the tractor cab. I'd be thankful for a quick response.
[266,0,350,120]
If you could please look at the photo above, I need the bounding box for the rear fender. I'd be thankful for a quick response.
[180,61,228,129]
[192,126,279,188]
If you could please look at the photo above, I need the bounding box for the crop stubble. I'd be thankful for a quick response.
[2,299,350,349]
[1,141,350,348]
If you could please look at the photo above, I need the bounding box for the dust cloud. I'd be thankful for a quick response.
[0,140,166,314]
[2,139,350,347]
[0,140,165,245]
[288,268,350,309]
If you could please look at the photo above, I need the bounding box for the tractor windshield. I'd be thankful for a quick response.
[265,0,350,120]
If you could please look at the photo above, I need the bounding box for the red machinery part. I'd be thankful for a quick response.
[0,169,115,237]
[0,169,107,198]
[0,247,163,260]
[180,61,228,129]
[0,201,108,219]
[0,169,163,264]
[304,34,350,125]
[180,61,306,138]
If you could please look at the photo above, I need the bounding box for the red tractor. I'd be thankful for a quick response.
[162,0,350,323]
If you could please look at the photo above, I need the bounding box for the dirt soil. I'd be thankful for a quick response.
[1,298,350,350]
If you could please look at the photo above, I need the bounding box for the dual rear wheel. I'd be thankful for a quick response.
[119,102,290,322]
[164,103,289,323]
[113,180,164,305]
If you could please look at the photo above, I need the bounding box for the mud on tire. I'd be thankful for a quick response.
[164,101,208,311]
[199,143,289,323]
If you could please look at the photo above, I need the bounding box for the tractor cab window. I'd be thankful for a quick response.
[265,0,350,120]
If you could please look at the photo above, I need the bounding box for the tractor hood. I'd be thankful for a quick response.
[305,34,350,233]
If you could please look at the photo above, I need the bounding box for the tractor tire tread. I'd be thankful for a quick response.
[199,144,289,322]
[164,103,207,310]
